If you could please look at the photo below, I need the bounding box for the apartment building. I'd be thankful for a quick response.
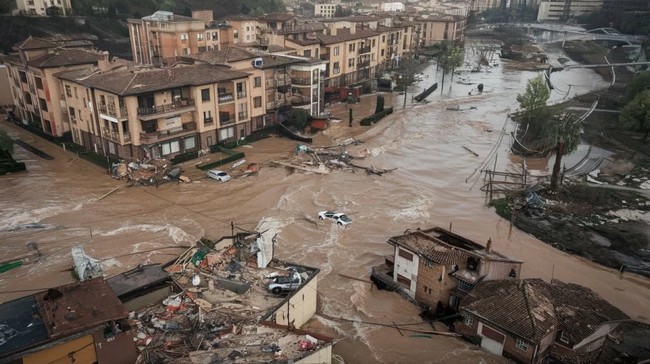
[1,36,107,137]
[537,0,605,21]
[224,15,260,46]
[315,3,338,17]
[56,63,254,160]
[15,0,71,16]
[128,10,231,65]
[417,13,467,46]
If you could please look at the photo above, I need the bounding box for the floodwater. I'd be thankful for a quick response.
[1,41,649,364]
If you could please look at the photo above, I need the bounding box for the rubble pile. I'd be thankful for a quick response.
[111,159,190,186]
[131,240,322,363]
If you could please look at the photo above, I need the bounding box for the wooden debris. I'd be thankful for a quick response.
[463,146,479,157]
[348,162,397,176]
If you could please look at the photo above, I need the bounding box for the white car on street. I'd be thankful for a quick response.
[207,169,231,182]
[318,210,352,226]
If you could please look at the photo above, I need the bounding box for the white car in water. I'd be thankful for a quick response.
[318,210,352,226]
[207,169,231,182]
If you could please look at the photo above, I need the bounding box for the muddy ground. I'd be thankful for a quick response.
[496,40,650,277]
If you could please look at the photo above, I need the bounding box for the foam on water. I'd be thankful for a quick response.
[96,221,200,245]
[0,199,87,230]
[388,194,434,223]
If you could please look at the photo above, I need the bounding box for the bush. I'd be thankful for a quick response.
[197,151,245,171]
[360,107,394,126]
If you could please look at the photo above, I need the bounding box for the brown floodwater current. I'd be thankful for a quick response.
[1,43,648,363]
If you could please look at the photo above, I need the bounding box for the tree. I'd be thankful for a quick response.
[620,89,650,139]
[0,129,13,152]
[547,115,582,191]
[435,40,464,94]
[375,94,385,114]
[623,71,650,103]
[516,74,550,121]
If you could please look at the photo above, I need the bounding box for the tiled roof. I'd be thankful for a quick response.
[461,279,629,343]
[15,36,57,50]
[185,48,299,69]
[225,15,258,21]
[27,49,106,68]
[259,13,295,22]
[322,15,379,22]
[61,64,249,96]
[316,28,380,45]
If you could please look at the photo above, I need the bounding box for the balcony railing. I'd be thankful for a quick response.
[204,117,214,125]
[291,95,312,105]
[220,115,235,125]
[359,45,371,54]
[237,91,247,99]
[238,111,248,120]
[357,61,370,68]
[102,128,131,143]
[139,121,196,143]
[98,104,128,118]
[320,53,330,61]
[218,93,234,103]
[291,77,312,86]
[137,99,195,116]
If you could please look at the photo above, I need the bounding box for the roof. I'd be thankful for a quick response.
[36,278,129,340]
[0,278,128,358]
[225,15,258,21]
[322,15,379,23]
[388,227,521,265]
[316,28,381,45]
[186,48,300,69]
[15,36,57,50]
[57,64,249,96]
[596,321,650,364]
[107,264,169,299]
[27,49,106,68]
[259,13,295,22]
[461,279,629,344]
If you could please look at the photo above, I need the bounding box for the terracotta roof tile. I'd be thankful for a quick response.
[259,13,295,22]
[316,28,380,45]
[27,49,106,68]
[461,279,628,343]
[15,36,57,50]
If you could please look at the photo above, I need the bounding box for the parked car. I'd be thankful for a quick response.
[207,170,231,182]
[318,210,352,226]
[268,270,302,294]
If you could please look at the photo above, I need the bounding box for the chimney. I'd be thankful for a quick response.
[485,238,492,252]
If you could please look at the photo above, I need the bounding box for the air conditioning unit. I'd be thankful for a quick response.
[252,58,263,68]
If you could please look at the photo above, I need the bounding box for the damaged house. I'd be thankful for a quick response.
[108,231,333,363]
[456,278,630,364]
[0,278,136,364]
[372,226,522,311]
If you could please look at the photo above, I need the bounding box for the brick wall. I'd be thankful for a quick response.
[414,262,457,309]
[502,335,535,364]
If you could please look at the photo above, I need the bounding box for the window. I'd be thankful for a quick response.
[382,35,386,43]
[19,71,27,83]
[254,77,261,88]
[212,32,218,40]
[219,126,235,141]
[201,88,210,102]
[333,46,339,56]
[304,49,311,57]
[160,140,180,155]
[184,136,196,149]
[35,77,43,90]
[254,96,262,108]
[236,82,246,98]
[396,274,410,287]
[381,49,385,57]
[333,62,340,74]
[372,39,376,47]
[348,58,355,67]
[65,85,72,97]
[348,43,355,52]
[108,141,116,155]
[398,249,413,261]
[74,87,78,99]
[183,48,190,55]
[39,98,48,112]
[515,338,528,352]
[203,110,213,124]
[463,314,473,326]
[197,33,204,41]
[181,33,188,43]
[559,331,570,345]
[207,33,211,41]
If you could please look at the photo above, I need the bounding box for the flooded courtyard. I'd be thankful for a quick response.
[1,40,649,363]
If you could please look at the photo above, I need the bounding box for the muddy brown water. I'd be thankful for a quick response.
[1,43,648,363]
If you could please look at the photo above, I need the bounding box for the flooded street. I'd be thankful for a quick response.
[1,40,649,363]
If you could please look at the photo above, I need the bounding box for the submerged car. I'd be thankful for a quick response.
[207,169,231,182]
[318,210,352,226]
[267,269,302,294]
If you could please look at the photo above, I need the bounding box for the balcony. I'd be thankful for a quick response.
[137,99,195,120]
[218,93,235,104]
[291,77,313,86]
[238,111,248,120]
[139,121,197,143]
[98,104,128,120]
[357,60,370,68]
[291,95,312,105]
[359,45,371,54]
[237,91,247,99]
[103,127,131,143]
[220,114,235,125]
[320,53,330,61]
[204,117,214,125]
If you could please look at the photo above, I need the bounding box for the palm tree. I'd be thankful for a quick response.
[547,114,582,191]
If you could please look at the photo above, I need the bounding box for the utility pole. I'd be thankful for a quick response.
[403,63,409,109]
[230,221,234,237]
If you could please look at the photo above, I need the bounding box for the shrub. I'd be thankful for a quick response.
[360,107,394,126]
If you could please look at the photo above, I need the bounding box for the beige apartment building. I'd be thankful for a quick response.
[224,15,260,46]
[417,13,467,46]
[128,10,231,65]
[315,3,338,17]
[56,63,255,160]
[1,37,107,137]
[15,0,71,16]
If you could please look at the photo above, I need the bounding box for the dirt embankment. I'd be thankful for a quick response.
[497,41,650,277]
